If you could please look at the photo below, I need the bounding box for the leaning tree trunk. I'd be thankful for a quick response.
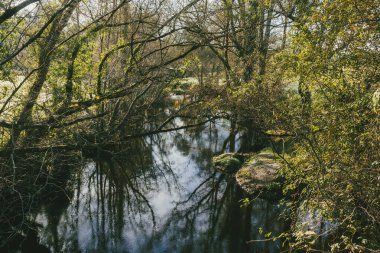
[5,0,80,149]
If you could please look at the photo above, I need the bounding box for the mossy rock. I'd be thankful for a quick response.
[235,152,283,198]
[212,153,245,173]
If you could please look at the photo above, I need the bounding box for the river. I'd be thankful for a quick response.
[1,119,288,253]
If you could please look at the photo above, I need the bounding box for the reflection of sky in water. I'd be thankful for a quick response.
[35,119,286,253]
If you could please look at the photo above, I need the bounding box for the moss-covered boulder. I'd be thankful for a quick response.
[235,151,283,198]
[212,153,245,173]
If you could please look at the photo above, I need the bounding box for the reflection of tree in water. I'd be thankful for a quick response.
[171,120,229,171]
[0,151,79,253]
[35,137,163,253]
[0,137,159,253]
[1,118,288,253]
[141,171,287,253]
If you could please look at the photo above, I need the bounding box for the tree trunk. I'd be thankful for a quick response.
[258,1,274,85]
[5,0,80,149]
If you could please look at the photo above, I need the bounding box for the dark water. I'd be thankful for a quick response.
[1,119,288,253]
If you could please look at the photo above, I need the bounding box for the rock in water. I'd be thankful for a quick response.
[235,152,282,196]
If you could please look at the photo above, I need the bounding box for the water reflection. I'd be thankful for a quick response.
[1,120,287,252]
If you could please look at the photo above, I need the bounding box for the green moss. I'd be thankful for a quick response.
[212,153,244,173]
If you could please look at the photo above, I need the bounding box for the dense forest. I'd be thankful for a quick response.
[0,0,379,252]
